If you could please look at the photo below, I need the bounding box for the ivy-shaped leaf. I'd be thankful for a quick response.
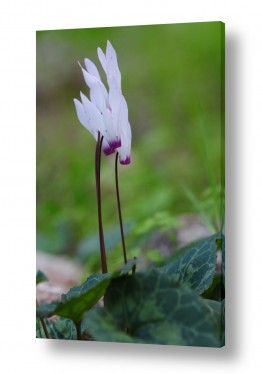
[36,270,48,285]
[82,309,135,343]
[36,259,137,323]
[160,234,218,294]
[83,271,224,347]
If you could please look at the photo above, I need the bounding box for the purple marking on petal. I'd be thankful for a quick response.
[103,145,115,156]
[109,139,121,149]
[120,156,131,165]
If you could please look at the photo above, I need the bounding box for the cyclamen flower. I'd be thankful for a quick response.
[74,41,132,165]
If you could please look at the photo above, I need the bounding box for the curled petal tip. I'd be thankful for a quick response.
[120,156,131,165]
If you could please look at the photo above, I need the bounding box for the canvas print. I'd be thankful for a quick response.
[36,21,225,347]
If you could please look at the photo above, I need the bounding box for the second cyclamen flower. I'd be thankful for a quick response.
[74,40,132,165]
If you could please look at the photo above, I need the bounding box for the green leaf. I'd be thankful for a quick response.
[55,274,112,321]
[221,299,225,346]
[202,274,224,301]
[36,317,77,340]
[82,309,135,343]
[203,298,224,346]
[160,234,217,294]
[36,259,137,322]
[36,270,48,285]
[83,271,223,347]
[36,318,43,338]
[46,317,77,340]
[36,302,59,319]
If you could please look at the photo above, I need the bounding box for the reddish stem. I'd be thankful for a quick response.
[95,132,107,273]
[115,152,127,264]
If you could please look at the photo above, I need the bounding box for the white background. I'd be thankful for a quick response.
[1,0,261,372]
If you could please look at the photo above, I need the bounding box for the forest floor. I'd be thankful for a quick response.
[36,214,211,304]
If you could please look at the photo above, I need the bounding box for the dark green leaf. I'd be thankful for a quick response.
[83,271,223,347]
[36,317,77,340]
[36,259,137,322]
[202,298,224,346]
[82,309,135,343]
[202,274,224,301]
[160,234,217,294]
[36,270,48,285]
[36,318,43,338]
[37,302,59,319]
[221,299,225,345]
[55,274,112,321]
[46,317,77,340]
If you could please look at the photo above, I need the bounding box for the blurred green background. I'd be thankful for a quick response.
[36,22,224,270]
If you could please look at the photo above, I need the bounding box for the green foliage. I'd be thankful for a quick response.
[221,299,225,345]
[83,271,223,347]
[183,185,223,233]
[36,317,77,340]
[36,259,137,322]
[74,212,178,274]
[36,233,225,346]
[37,22,223,245]
[133,212,180,236]
[36,302,60,319]
[36,270,48,285]
[202,274,224,301]
[160,234,217,294]
[36,22,225,346]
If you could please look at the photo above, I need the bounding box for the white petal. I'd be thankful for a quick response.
[103,108,121,149]
[106,40,121,89]
[117,97,131,165]
[84,58,101,80]
[118,121,131,165]
[90,83,107,113]
[80,64,101,89]
[73,98,96,139]
[80,64,109,104]
[97,47,107,74]
[109,79,122,118]
[80,92,106,135]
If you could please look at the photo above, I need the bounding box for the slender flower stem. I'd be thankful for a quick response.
[115,152,127,264]
[95,131,108,273]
